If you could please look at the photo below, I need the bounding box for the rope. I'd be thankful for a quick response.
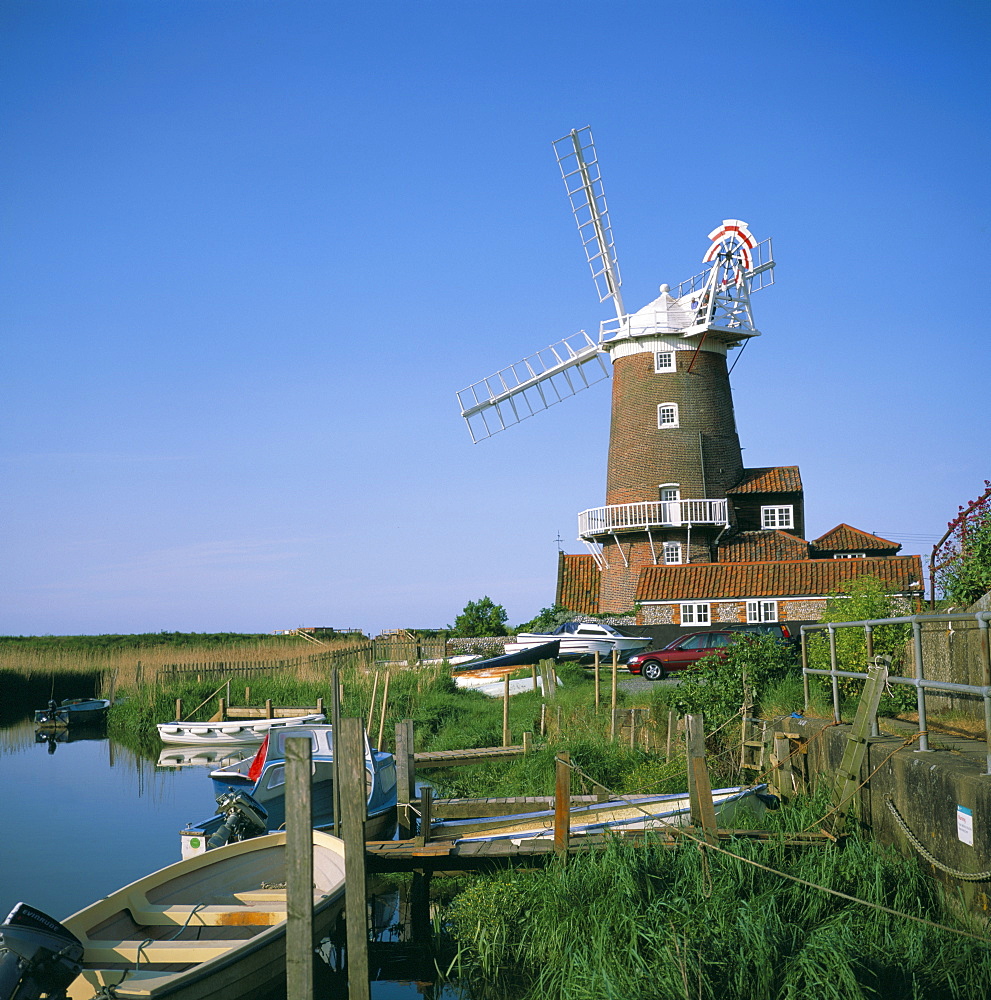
[885,797,991,881]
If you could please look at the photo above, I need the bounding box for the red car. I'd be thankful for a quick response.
[626,630,740,681]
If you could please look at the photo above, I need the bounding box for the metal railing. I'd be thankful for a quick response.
[578,499,728,539]
[800,611,991,774]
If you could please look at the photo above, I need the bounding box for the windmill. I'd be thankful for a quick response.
[456,127,777,611]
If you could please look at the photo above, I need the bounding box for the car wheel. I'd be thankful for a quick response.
[641,660,665,682]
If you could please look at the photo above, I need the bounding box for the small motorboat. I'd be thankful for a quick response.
[0,830,346,1000]
[156,712,326,746]
[431,785,775,842]
[34,698,111,728]
[504,621,651,660]
[180,724,397,857]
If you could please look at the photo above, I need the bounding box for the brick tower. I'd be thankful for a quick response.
[456,132,773,611]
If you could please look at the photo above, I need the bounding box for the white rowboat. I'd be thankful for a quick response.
[156,713,325,745]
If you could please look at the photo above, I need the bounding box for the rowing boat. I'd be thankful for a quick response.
[0,831,346,1000]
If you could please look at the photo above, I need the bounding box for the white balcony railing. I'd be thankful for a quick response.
[578,499,728,539]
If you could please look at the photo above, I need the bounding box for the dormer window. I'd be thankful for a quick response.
[834,552,866,559]
[658,403,679,428]
[655,351,674,372]
[761,505,793,529]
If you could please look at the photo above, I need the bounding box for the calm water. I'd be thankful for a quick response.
[0,716,465,1000]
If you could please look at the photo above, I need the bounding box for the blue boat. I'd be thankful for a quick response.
[33,698,110,728]
[180,724,397,858]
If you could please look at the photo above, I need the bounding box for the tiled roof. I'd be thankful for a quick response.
[726,466,803,494]
[718,530,810,562]
[635,556,923,602]
[811,523,901,553]
[557,553,601,615]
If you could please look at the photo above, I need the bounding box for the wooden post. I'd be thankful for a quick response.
[531,664,538,693]
[244,686,250,705]
[629,707,638,749]
[610,650,618,740]
[666,711,676,762]
[331,667,342,838]
[175,698,183,722]
[417,786,433,847]
[376,671,391,750]
[554,752,571,860]
[594,651,601,712]
[502,674,510,746]
[265,698,274,719]
[339,718,370,1000]
[211,697,226,723]
[395,720,415,839]
[685,714,717,844]
[773,734,792,801]
[540,702,546,736]
[523,731,531,754]
[316,696,324,717]
[285,737,314,1000]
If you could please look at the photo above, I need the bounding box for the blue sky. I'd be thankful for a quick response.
[2,1,988,637]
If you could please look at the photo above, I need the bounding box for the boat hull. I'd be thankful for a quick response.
[34,699,111,728]
[156,713,326,745]
[62,832,346,1000]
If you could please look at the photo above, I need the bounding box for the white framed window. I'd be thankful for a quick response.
[761,505,793,529]
[663,541,682,565]
[747,600,779,623]
[834,553,866,559]
[655,351,674,372]
[680,602,710,626]
[659,485,680,503]
[658,403,679,428]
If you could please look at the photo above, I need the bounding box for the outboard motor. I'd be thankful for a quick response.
[0,902,83,1000]
[206,789,269,850]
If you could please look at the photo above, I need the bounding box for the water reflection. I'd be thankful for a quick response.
[0,716,471,1000]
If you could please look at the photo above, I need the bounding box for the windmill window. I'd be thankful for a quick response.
[658,403,679,428]
[680,602,710,626]
[761,505,793,529]
[747,600,778,623]
[663,542,682,565]
[834,553,866,559]
[655,351,675,372]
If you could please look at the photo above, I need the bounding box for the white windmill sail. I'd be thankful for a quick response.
[456,131,775,442]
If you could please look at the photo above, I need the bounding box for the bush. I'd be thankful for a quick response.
[450,597,509,637]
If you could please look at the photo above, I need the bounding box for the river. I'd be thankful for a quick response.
[0,716,463,999]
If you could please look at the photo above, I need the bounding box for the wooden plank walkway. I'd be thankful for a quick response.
[364,829,836,874]
[413,745,525,768]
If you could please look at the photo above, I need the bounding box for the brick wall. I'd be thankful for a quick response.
[606,348,743,506]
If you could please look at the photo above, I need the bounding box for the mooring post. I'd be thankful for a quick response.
[554,752,571,860]
[265,698,274,719]
[285,737,314,1000]
[339,717,370,1000]
[531,664,538,693]
[523,730,531,754]
[610,651,618,741]
[331,667,342,838]
[594,651,601,712]
[502,674,510,746]
[666,710,676,761]
[175,698,183,722]
[395,719,416,839]
[244,686,250,706]
[686,714,717,844]
[316,696,324,718]
[417,786,433,847]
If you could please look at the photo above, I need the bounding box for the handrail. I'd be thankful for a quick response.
[578,499,728,538]
[800,611,991,774]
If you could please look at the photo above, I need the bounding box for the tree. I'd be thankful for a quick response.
[450,597,509,637]
[515,604,572,633]
[939,512,991,606]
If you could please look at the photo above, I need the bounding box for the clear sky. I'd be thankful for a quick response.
[2,1,988,637]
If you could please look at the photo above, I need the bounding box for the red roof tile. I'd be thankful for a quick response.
[556,553,601,615]
[726,466,803,494]
[635,556,922,602]
[718,530,809,562]
[812,523,901,553]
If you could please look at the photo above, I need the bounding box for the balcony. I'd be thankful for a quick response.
[578,499,728,540]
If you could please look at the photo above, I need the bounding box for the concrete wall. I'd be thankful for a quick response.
[919,593,991,718]
[775,715,991,914]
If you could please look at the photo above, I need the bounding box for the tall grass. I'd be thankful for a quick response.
[445,792,991,1000]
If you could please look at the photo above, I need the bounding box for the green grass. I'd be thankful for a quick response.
[444,791,991,1000]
